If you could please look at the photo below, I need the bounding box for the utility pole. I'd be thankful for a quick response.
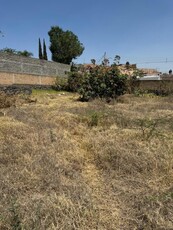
[98,52,110,66]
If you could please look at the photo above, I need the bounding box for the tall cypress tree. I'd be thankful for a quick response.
[38,38,43,59]
[43,39,48,60]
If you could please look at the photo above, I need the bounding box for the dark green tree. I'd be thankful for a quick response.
[43,39,48,60]
[91,59,96,65]
[126,61,130,66]
[0,47,16,54]
[126,61,130,69]
[169,69,172,75]
[0,48,33,57]
[38,38,43,59]
[17,50,33,57]
[48,26,84,64]
[113,55,121,65]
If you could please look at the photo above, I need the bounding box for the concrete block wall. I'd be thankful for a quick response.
[0,52,70,86]
[0,72,56,86]
[134,80,173,94]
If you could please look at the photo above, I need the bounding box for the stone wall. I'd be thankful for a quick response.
[0,84,55,95]
[0,52,70,77]
[0,85,32,95]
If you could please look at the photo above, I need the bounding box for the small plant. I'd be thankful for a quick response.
[9,201,22,230]
[88,111,100,127]
[138,117,160,140]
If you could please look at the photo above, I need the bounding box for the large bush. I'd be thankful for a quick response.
[68,66,128,101]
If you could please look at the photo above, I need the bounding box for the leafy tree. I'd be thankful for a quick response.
[38,38,43,59]
[17,50,33,57]
[169,69,172,74]
[126,61,130,66]
[126,61,130,69]
[91,59,96,65]
[113,55,121,65]
[0,47,16,54]
[0,47,33,57]
[48,26,84,64]
[43,39,48,60]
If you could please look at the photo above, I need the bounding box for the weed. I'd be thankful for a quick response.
[88,111,100,127]
[9,201,22,230]
[138,117,159,140]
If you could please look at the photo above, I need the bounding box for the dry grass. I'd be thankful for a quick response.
[0,92,17,109]
[0,91,173,229]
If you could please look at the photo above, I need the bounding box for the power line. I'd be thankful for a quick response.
[137,60,173,64]
[99,55,173,65]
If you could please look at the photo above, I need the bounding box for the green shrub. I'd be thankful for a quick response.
[87,111,101,127]
[54,76,68,91]
[67,72,86,92]
[68,66,128,101]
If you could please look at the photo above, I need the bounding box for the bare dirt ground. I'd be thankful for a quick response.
[0,91,173,229]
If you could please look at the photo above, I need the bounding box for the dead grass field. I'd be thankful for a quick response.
[0,91,173,229]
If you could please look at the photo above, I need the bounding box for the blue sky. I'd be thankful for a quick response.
[1,0,173,73]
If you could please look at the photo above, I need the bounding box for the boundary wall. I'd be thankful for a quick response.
[0,72,56,85]
[0,52,70,86]
[134,80,173,94]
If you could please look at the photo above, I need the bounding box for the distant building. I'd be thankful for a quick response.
[137,68,161,80]
[139,68,160,76]
[81,63,138,77]
[116,64,137,76]
[138,75,161,81]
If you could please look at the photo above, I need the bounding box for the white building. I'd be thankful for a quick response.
[137,75,161,81]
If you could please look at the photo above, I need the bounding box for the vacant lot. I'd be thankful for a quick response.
[0,91,173,229]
